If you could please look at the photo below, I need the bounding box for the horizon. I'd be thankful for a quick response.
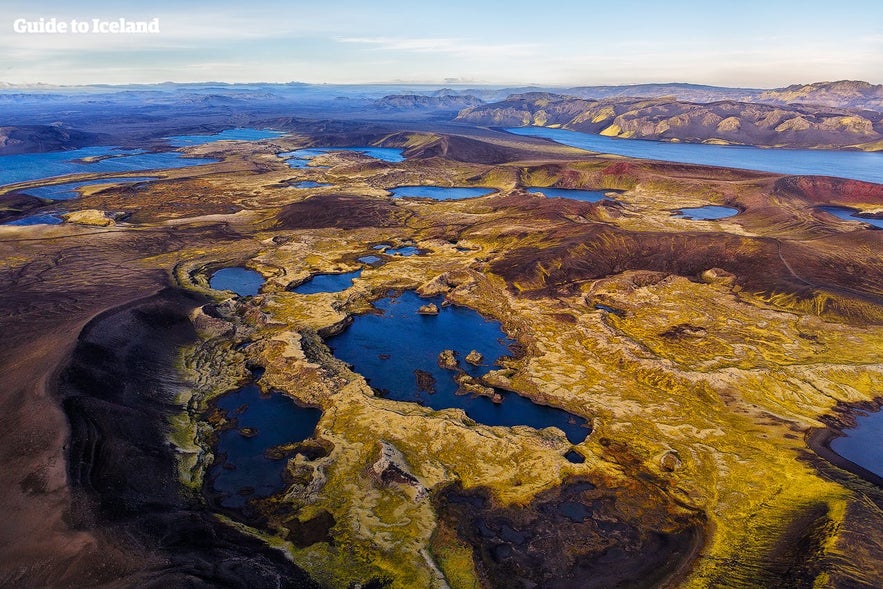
[2,0,881,87]
[0,79,878,92]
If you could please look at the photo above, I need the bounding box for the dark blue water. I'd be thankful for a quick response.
[390,186,495,200]
[3,213,63,226]
[676,205,739,220]
[22,176,157,201]
[279,146,405,166]
[564,450,585,464]
[209,383,322,508]
[0,148,215,188]
[506,127,883,185]
[291,270,362,294]
[525,187,613,202]
[210,267,266,296]
[831,409,883,477]
[818,206,883,229]
[166,128,283,146]
[290,181,332,188]
[328,292,590,443]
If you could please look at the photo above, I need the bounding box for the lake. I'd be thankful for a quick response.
[818,206,883,229]
[830,409,883,478]
[525,187,614,202]
[210,267,266,297]
[208,382,322,508]
[22,176,158,201]
[506,127,883,184]
[3,213,63,226]
[328,291,590,444]
[278,146,406,168]
[166,128,284,146]
[0,128,283,188]
[291,270,363,294]
[676,205,740,220]
[389,186,496,200]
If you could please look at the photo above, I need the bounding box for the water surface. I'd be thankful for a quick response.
[166,128,284,146]
[830,409,883,478]
[22,176,157,201]
[290,181,332,189]
[506,127,883,184]
[328,292,590,443]
[0,148,215,188]
[385,246,420,256]
[818,206,883,229]
[279,146,405,166]
[210,267,266,296]
[676,205,739,220]
[525,187,614,202]
[390,186,495,200]
[209,383,322,508]
[3,213,63,226]
[1,127,283,188]
[291,270,363,294]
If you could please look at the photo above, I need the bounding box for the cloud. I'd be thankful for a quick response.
[337,36,540,59]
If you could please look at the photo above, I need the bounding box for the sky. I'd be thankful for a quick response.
[1,0,881,87]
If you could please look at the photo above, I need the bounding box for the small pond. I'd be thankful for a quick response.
[830,409,883,479]
[525,187,615,202]
[209,267,266,297]
[390,186,495,200]
[675,205,739,220]
[22,176,158,201]
[291,270,363,294]
[818,206,883,229]
[208,382,322,508]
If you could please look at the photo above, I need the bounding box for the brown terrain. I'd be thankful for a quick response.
[0,113,881,589]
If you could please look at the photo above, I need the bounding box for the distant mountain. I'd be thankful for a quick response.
[445,81,883,112]
[373,94,483,112]
[757,80,883,111]
[0,125,111,155]
[456,92,883,150]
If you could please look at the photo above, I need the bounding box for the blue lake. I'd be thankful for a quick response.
[525,187,613,202]
[676,205,740,220]
[383,245,420,256]
[22,176,158,201]
[210,267,266,297]
[506,127,883,185]
[0,127,284,188]
[328,291,590,443]
[390,186,495,200]
[818,206,883,229]
[0,148,215,188]
[3,213,63,226]
[290,181,332,189]
[291,270,363,294]
[166,128,284,146]
[209,383,322,508]
[278,146,405,167]
[831,409,883,478]
[358,255,383,264]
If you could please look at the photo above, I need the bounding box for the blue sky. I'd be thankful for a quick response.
[2,0,881,87]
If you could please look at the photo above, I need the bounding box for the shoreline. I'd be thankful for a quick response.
[804,397,883,488]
